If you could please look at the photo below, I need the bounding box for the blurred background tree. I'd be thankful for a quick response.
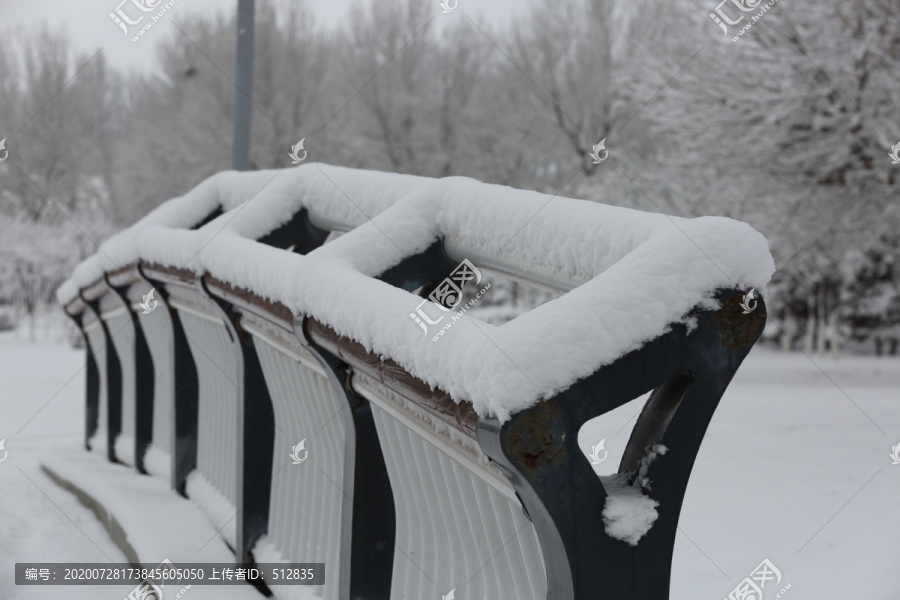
[1,0,898,353]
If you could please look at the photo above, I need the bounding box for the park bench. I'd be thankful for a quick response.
[58,164,774,600]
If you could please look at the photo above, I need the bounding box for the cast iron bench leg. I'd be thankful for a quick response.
[478,290,766,600]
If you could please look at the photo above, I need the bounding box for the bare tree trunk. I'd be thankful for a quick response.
[827,311,839,357]
[804,293,816,353]
[815,285,827,355]
[781,308,795,351]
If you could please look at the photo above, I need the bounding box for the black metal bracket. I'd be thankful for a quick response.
[255,207,331,254]
[195,274,275,566]
[191,206,224,230]
[139,266,200,495]
[65,300,98,452]
[104,272,156,474]
[293,315,396,600]
[377,237,460,293]
[476,289,767,600]
[79,289,123,463]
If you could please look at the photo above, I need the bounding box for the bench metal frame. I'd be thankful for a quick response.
[61,195,767,600]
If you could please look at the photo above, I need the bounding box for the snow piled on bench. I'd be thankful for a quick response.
[600,443,669,545]
[57,169,277,302]
[57,165,432,303]
[58,164,775,421]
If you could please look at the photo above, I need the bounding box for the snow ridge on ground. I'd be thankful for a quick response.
[252,537,322,600]
[39,451,260,600]
[184,471,238,550]
[58,164,775,421]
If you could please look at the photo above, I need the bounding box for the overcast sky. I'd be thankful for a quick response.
[0,0,532,74]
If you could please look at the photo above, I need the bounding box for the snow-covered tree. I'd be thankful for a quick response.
[840,233,900,354]
[0,216,113,339]
[0,28,120,224]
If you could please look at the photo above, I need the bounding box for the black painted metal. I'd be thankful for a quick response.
[476,289,767,600]
[256,207,331,254]
[65,306,99,451]
[157,205,330,558]
[170,307,201,495]
[237,334,276,563]
[195,275,275,564]
[83,327,101,451]
[83,292,123,463]
[191,206,224,230]
[140,268,200,495]
[271,236,456,600]
[377,238,458,292]
[105,274,156,474]
[293,317,396,600]
[264,236,487,599]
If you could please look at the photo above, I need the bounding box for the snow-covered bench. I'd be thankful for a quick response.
[59,171,264,477]
[58,164,774,600]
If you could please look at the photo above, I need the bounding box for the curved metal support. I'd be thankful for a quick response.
[80,289,123,463]
[195,274,275,565]
[293,315,396,600]
[105,272,156,474]
[63,303,98,451]
[139,266,200,494]
[476,289,767,600]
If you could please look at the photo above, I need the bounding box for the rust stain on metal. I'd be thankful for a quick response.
[106,263,141,288]
[305,317,479,438]
[506,401,566,471]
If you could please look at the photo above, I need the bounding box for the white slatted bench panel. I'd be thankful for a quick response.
[139,302,174,480]
[175,302,239,548]
[354,374,547,600]
[103,307,136,466]
[83,314,108,457]
[246,318,347,600]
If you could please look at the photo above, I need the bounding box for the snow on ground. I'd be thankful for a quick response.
[581,349,900,600]
[0,324,135,600]
[40,452,263,600]
[1,320,898,599]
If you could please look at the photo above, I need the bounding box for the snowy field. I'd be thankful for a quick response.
[0,322,898,600]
